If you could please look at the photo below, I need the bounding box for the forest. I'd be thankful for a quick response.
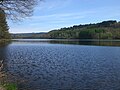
[12,20,120,39]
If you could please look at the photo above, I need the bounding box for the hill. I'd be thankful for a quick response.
[11,20,120,39]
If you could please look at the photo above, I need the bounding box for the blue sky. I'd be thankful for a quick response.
[9,0,120,33]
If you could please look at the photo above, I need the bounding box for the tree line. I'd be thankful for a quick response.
[12,20,120,39]
[48,20,120,39]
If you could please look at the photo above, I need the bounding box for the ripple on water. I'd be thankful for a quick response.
[0,43,120,90]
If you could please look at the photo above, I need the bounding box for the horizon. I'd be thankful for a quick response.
[8,0,120,33]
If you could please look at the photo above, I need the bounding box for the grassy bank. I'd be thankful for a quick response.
[0,72,17,90]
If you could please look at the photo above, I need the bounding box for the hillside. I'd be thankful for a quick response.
[11,20,120,39]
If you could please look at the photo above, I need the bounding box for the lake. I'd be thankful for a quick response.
[0,39,120,90]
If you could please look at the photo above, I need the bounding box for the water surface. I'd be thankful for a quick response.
[0,39,120,90]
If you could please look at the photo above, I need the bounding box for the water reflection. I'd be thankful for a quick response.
[0,39,120,90]
[0,40,11,47]
[0,45,8,84]
[13,39,120,46]
[0,43,18,85]
[0,45,9,70]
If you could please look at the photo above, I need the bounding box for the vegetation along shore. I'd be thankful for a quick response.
[11,20,120,39]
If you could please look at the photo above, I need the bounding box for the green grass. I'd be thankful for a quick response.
[3,83,17,90]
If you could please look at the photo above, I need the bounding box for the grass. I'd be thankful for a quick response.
[2,83,17,90]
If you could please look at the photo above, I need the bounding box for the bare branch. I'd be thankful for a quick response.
[0,0,42,21]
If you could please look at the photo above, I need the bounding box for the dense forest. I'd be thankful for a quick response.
[12,20,120,39]
[49,20,120,39]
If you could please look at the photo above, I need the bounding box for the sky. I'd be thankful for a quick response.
[8,0,120,33]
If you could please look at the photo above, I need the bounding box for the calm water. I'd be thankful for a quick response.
[0,39,120,90]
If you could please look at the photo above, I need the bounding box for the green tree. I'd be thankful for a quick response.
[48,20,120,39]
[0,8,10,39]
